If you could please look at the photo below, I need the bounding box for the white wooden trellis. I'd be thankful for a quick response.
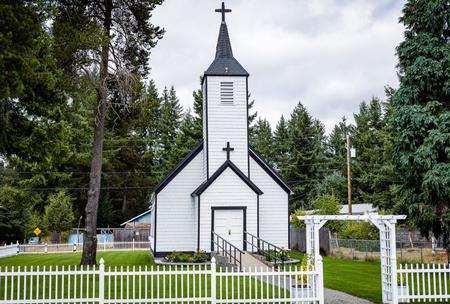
[299,214,406,304]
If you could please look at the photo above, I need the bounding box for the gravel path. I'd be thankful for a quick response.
[325,288,374,304]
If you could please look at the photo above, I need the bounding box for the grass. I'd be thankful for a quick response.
[0,251,285,302]
[288,251,382,303]
[0,250,154,267]
[3,251,446,304]
[323,257,382,303]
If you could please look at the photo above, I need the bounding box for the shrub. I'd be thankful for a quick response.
[164,251,208,263]
[264,248,290,262]
[291,209,305,228]
[277,248,290,261]
[340,221,378,240]
[315,194,343,233]
[192,251,208,263]
[44,192,74,239]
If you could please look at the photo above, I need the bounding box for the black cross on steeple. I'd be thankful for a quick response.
[222,141,234,160]
[215,2,231,23]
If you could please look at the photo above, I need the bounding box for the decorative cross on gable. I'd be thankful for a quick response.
[222,141,234,160]
[215,2,232,22]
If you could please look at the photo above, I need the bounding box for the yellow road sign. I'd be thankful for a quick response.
[33,227,41,236]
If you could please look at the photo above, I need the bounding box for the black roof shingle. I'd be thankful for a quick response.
[204,22,248,77]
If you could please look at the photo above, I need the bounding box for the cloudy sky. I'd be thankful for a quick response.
[149,0,406,133]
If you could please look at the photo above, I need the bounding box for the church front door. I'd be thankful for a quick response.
[213,208,245,250]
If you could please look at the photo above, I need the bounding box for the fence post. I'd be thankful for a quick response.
[211,257,216,304]
[316,255,324,304]
[133,239,135,252]
[45,243,48,254]
[73,243,77,253]
[99,258,105,304]
[16,240,19,255]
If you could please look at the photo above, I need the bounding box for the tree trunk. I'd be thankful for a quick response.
[80,0,112,266]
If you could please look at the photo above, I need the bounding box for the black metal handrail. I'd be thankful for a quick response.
[211,231,243,271]
[244,231,286,266]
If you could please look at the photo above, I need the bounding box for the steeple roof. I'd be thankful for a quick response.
[204,3,248,77]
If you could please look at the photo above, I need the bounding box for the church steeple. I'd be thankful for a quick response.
[204,2,248,77]
[215,22,233,59]
[202,2,250,179]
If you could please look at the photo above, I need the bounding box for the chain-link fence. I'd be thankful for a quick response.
[331,239,450,264]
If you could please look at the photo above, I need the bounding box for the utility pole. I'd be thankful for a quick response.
[346,134,352,215]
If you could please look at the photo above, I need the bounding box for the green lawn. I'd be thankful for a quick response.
[288,251,382,303]
[323,257,381,303]
[2,251,448,304]
[0,251,154,267]
[0,251,284,302]
[0,251,382,302]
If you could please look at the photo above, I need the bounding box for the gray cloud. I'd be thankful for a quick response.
[149,0,405,133]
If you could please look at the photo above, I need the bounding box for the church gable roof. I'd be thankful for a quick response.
[203,4,248,78]
[154,141,203,194]
[191,160,263,197]
[249,146,294,195]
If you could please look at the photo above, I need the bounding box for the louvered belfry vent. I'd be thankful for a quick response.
[220,82,234,103]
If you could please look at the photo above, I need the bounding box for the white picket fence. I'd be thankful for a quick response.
[17,241,151,254]
[0,243,18,259]
[397,263,450,302]
[0,257,322,303]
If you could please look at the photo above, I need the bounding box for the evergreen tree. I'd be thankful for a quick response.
[273,115,290,172]
[328,117,350,159]
[250,118,274,164]
[0,1,78,240]
[391,0,450,248]
[174,110,201,158]
[284,102,326,211]
[44,192,75,239]
[191,89,204,143]
[320,117,349,202]
[156,86,183,177]
[247,93,258,136]
[351,97,397,209]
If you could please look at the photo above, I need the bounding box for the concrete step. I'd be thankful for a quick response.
[241,252,274,271]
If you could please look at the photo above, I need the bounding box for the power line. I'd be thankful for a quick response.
[0,186,155,191]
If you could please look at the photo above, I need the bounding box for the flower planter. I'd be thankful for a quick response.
[291,284,314,304]
[397,284,410,303]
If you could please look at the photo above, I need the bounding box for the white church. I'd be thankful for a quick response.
[150,3,293,257]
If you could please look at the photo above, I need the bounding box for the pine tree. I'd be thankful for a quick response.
[191,89,203,142]
[351,97,397,209]
[156,86,183,177]
[174,110,200,158]
[52,0,164,265]
[273,115,290,173]
[391,0,450,248]
[0,1,78,241]
[250,118,275,165]
[284,102,326,211]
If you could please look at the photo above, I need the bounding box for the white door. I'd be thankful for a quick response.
[214,209,244,250]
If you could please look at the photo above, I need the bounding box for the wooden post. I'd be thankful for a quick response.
[346,134,352,215]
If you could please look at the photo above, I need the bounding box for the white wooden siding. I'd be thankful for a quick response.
[199,167,257,252]
[156,151,204,252]
[202,81,208,179]
[205,76,248,177]
[250,157,289,248]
